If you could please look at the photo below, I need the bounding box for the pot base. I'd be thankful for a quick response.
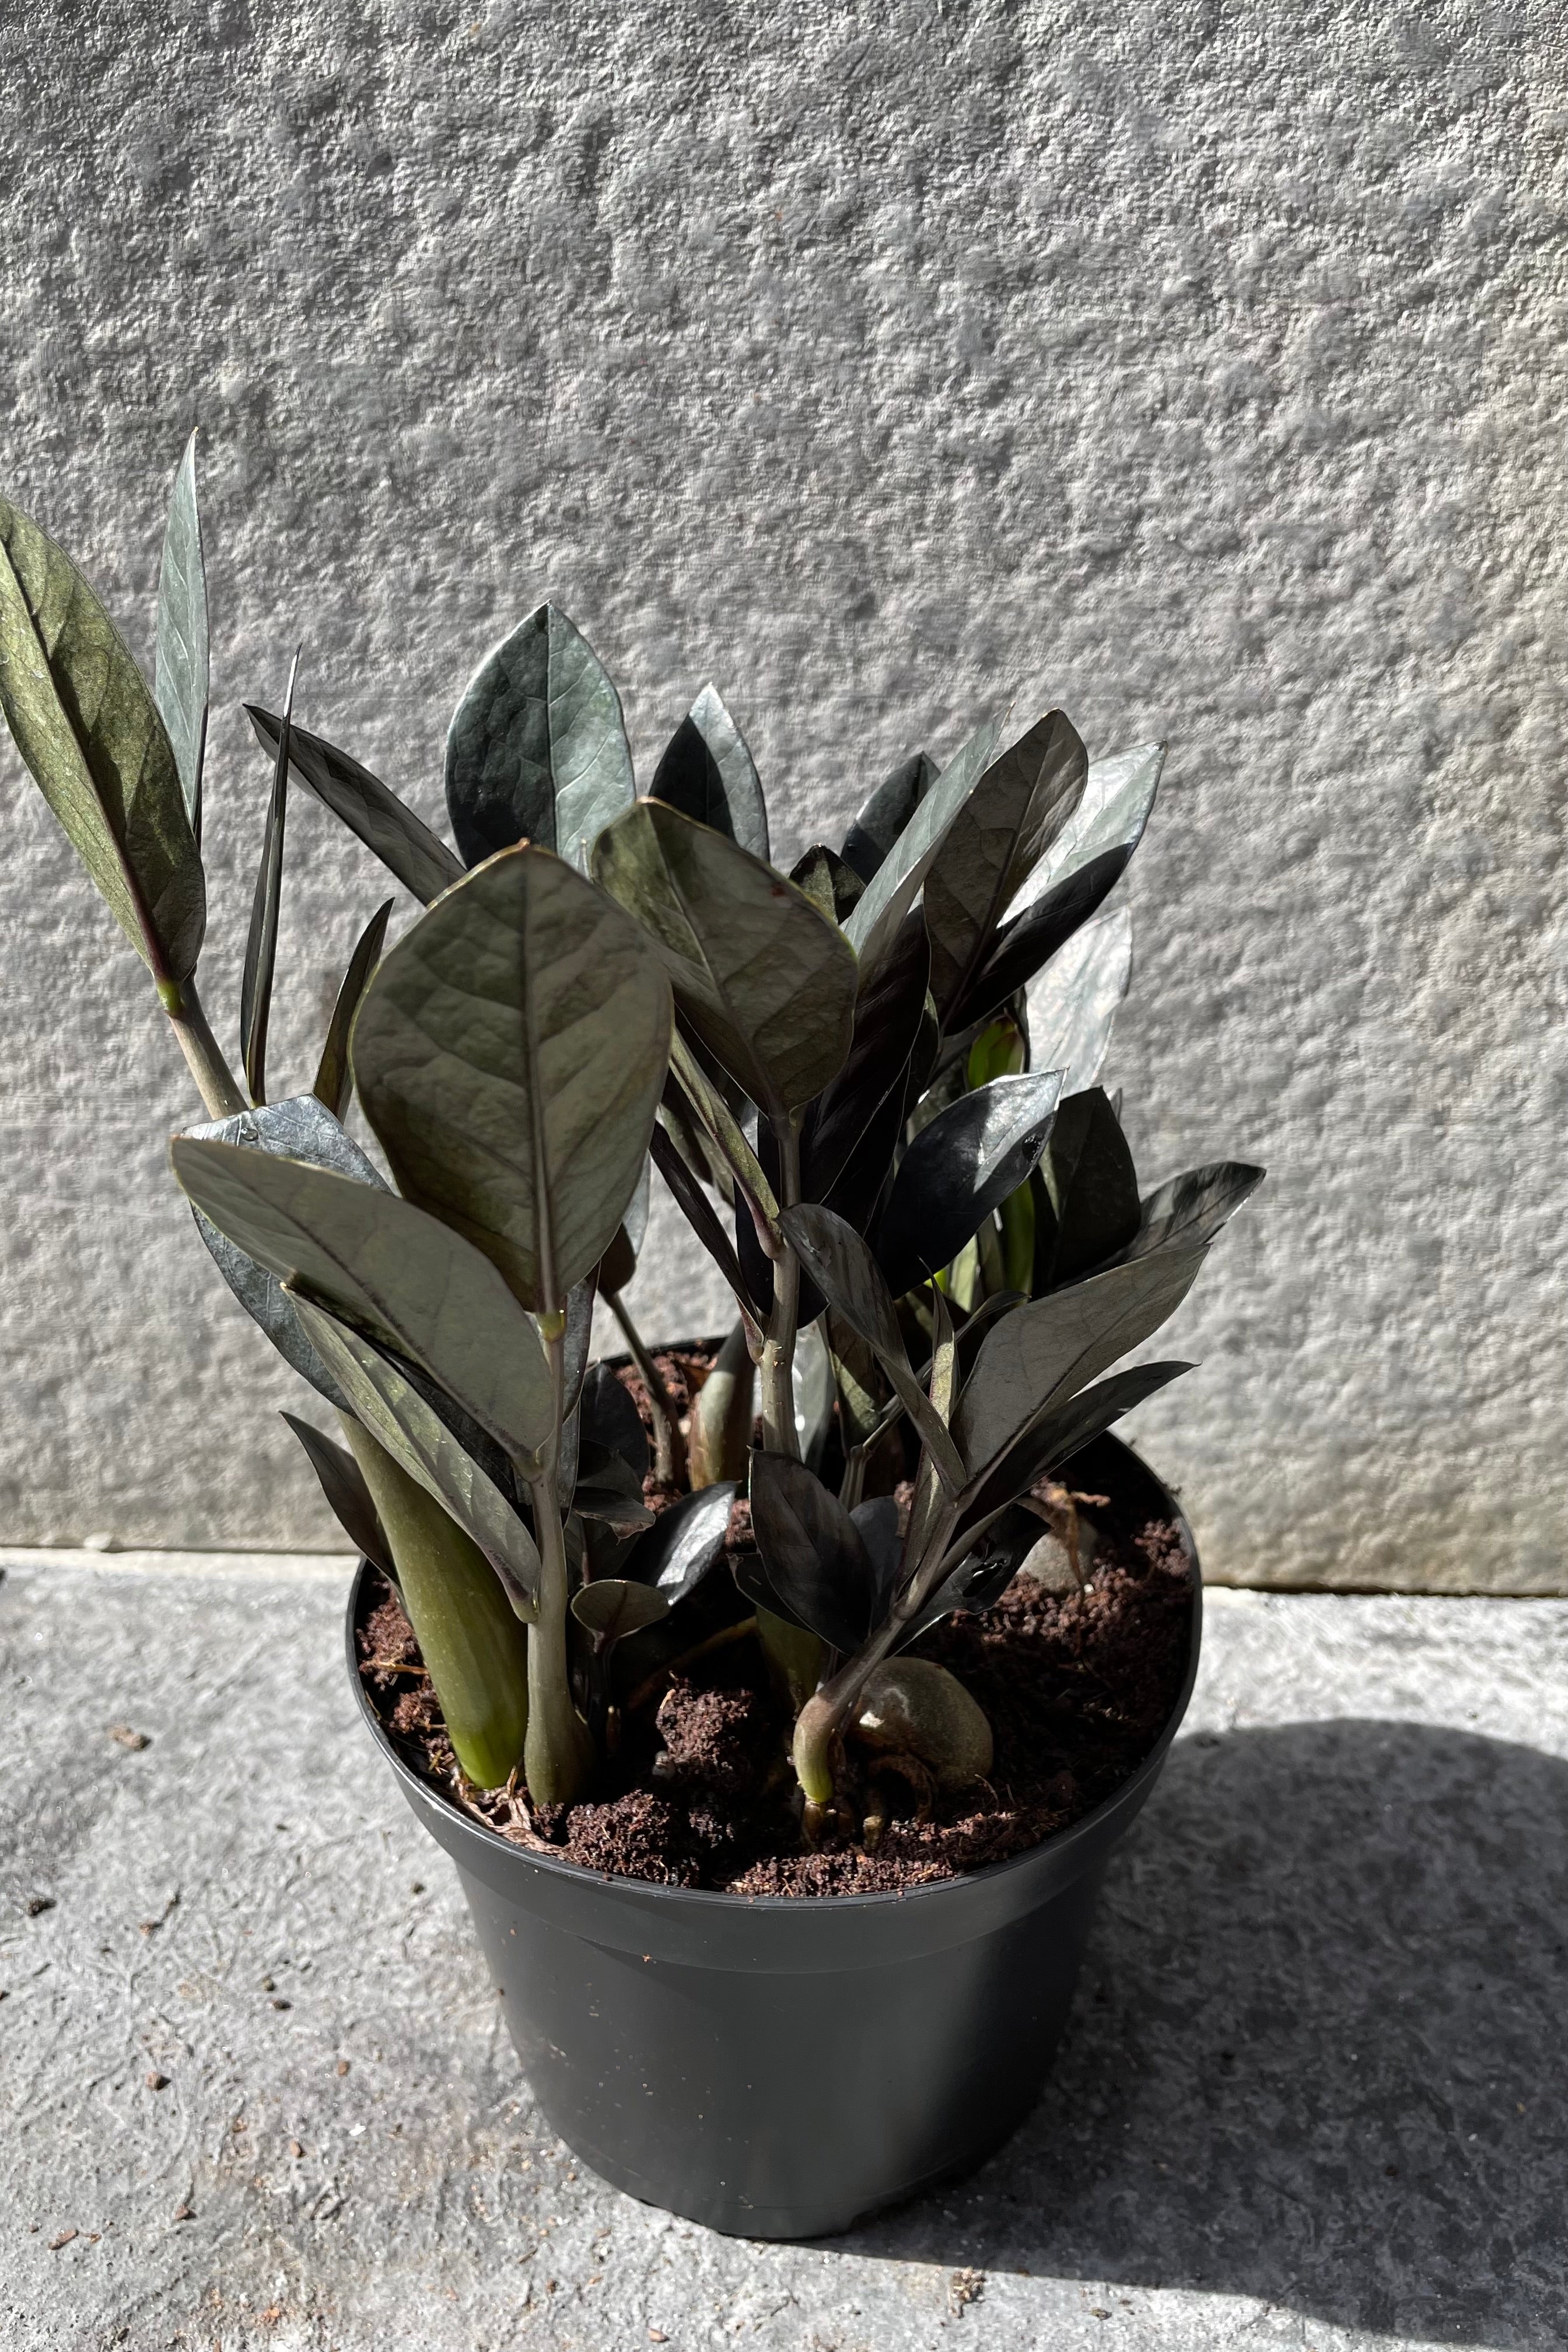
[354,1434,1200,2236]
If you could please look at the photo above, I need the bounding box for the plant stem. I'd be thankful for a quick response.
[757,1116,802,1458]
[341,1417,528,1789]
[522,1329,594,1806]
[791,1493,963,1807]
[688,1318,755,1488]
[161,975,247,1119]
[607,1290,684,1486]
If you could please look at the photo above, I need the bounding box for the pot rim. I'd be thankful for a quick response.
[346,1429,1201,1916]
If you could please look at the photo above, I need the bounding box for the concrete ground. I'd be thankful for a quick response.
[1,1552,1564,2352]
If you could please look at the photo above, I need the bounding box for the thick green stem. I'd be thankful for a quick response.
[757,1117,802,1458]
[342,1417,528,1789]
[522,1329,594,1806]
[688,1318,755,1488]
[160,975,247,1119]
[608,1290,685,1486]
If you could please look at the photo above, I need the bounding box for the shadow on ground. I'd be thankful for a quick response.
[849,1721,1567,2347]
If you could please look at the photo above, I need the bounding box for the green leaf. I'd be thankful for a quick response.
[0,491,204,984]
[281,1411,395,1579]
[290,1290,541,1618]
[840,750,937,885]
[351,844,672,1313]
[246,705,464,906]
[1025,904,1132,1099]
[953,1247,1208,1481]
[875,1070,1062,1298]
[170,1128,555,1463]
[445,604,635,872]
[651,682,769,862]
[183,1093,386,1410]
[593,800,858,1118]
[1037,1086,1143,1288]
[781,1203,967,1492]
[842,713,1003,980]
[241,652,298,1106]
[923,712,1087,1023]
[153,430,208,844]
[788,842,864,925]
[313,899,393,1122]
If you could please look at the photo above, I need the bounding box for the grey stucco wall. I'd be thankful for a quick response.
[2,1,1564,1586]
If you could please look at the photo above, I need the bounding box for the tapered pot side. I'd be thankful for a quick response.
[348,1432,1201,2239]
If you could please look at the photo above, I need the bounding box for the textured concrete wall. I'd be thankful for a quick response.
[2,1,1564,1586]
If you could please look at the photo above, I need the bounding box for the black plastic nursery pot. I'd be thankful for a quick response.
[348,1432,1201,2240]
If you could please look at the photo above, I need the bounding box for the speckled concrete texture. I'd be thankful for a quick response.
[3,1558,1565,2349]
[1,4,1565,1581]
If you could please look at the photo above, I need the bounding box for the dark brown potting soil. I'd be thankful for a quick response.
[355,1350,1195,1895]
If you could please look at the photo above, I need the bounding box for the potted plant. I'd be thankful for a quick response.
[0,442,1262,2238]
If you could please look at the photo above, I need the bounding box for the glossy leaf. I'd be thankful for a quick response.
[571,1441,657,1533]
[445,604,635,872]
[571,1578,671,1644]
[840,750,937,885]
[593,800,857,1118]
[849,1494,902,1598]
[650,683,769,862]
[876,1070,1063,1298]
[788,842,864,925]
[580,1362,651,1482]
[792,1317,838,1471]
[246,705,464,905]
[1025,904,1132,1100]
[352,844,672,1313]
[171,1126,555,1463]
[1037,1086,1142,1289]
[802,910,930,1202]
[894,1510,1034,1648]
[241,650,298,1107]
[957,741,1163,1027]
[0,492,204,984]
[843,713,1004,980]
[281,1411,396,1580]
[954,1248,1208,1481]
[748,1451,888,1654]
[1119,1161,1266,1262]
[184,1094,387,1410]
[312,899,393,1122]
[290,1291,542,1617]
[923,711,1087,1023]
[562,1273,597,1422]
[626,1480,738,1604]
[1006,740,1164,927]
[958,1360,1192,1530]
[781,1204,966,1492]
[153,431,208,842]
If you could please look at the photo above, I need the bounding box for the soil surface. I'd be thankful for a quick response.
[356,1358,1195,1895]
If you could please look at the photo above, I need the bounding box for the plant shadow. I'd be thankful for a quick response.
[846,1720,1567,2346]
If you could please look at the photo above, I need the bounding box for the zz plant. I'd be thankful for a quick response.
[0,441,1262,1842]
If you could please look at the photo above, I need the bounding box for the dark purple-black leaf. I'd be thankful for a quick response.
[240,651,298,1107]
[840,751,937,884]
[247,705,463,905]
[281,1412,395,1581]
[875,1070,1063,1298]
[625,1481,738,1604]
[748,1451,887,1655]
[579,1362,650,1482]
[652,684,769,863]
[1035,1086,1142,1291]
